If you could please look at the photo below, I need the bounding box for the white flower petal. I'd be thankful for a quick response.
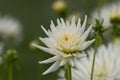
[77,18,81,28]
[81,15,87,34]
[41,25,50,37]
[57,19,61,25]
[80,25,92,42]
[72,53,86,58]
[59,59,67,66]
[66,20,70,28]
[39,56,59,64]
[76,18,81,33]
[32,43,58,55]
[63,54,72,58]
[78,39,95,51]
[60,18,65,27]
[69,60,74,66]
[50,20,56,32]
[42,61,61,75]
[39,37,56,48]
[71,16,76,27]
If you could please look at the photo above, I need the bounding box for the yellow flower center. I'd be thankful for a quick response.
[110,12,120,19]
[62,34,70,41]
[55,33,79,54]
[94,64,109,80]
[110,12,120,24]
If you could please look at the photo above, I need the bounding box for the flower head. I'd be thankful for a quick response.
[91,1,120,28]
[58,43,120,80]
[32,15,95,75]
[0,15,23,44]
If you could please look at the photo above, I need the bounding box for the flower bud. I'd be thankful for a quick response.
[5,49,18,64]
[110,12,120,24]
[52,0,67,14]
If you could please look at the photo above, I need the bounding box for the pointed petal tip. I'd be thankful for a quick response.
[72,16,75,22]
[78,17,80,20]
[89,24,93,27]
[72,16,75,19]
[42,72,47,75]
[38,60,51,64]
[38,61,42,64]
[32,43,42,49]
[38,61,47,64]
[60,17,63,20]
[41,25,44,29]
[59,60,66,67]
[31,43,37,47]
[84,15,87,22]
[92,39,95,42]
[89,39,95,44]
[50,20,53,22]
[59,64,63,67]
[42,61,60,75]
[39,37,43,41]
[85,15,87,18]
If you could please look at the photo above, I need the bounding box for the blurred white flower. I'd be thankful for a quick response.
[91,2,120,28]
[32,15,95,75]
[0,15,23,43]
[58,43,120,80]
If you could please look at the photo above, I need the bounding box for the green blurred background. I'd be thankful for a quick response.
[0,0,116,80]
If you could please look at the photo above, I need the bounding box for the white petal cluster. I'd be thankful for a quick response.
[0,15,22,41]
[58,43,120,80]
[91,2,120,28]
[32,15,95,75]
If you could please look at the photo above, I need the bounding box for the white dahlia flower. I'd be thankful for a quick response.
[58,43,120,80]
[91,2,120,28]
[32,15,95,75]
[0,15,22,43]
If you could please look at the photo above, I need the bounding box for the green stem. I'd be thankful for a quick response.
[65,63,72,80]
[8,64,13,80]
[90,32,99,80]
[112,24,119,39]
[98,0,102,18]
